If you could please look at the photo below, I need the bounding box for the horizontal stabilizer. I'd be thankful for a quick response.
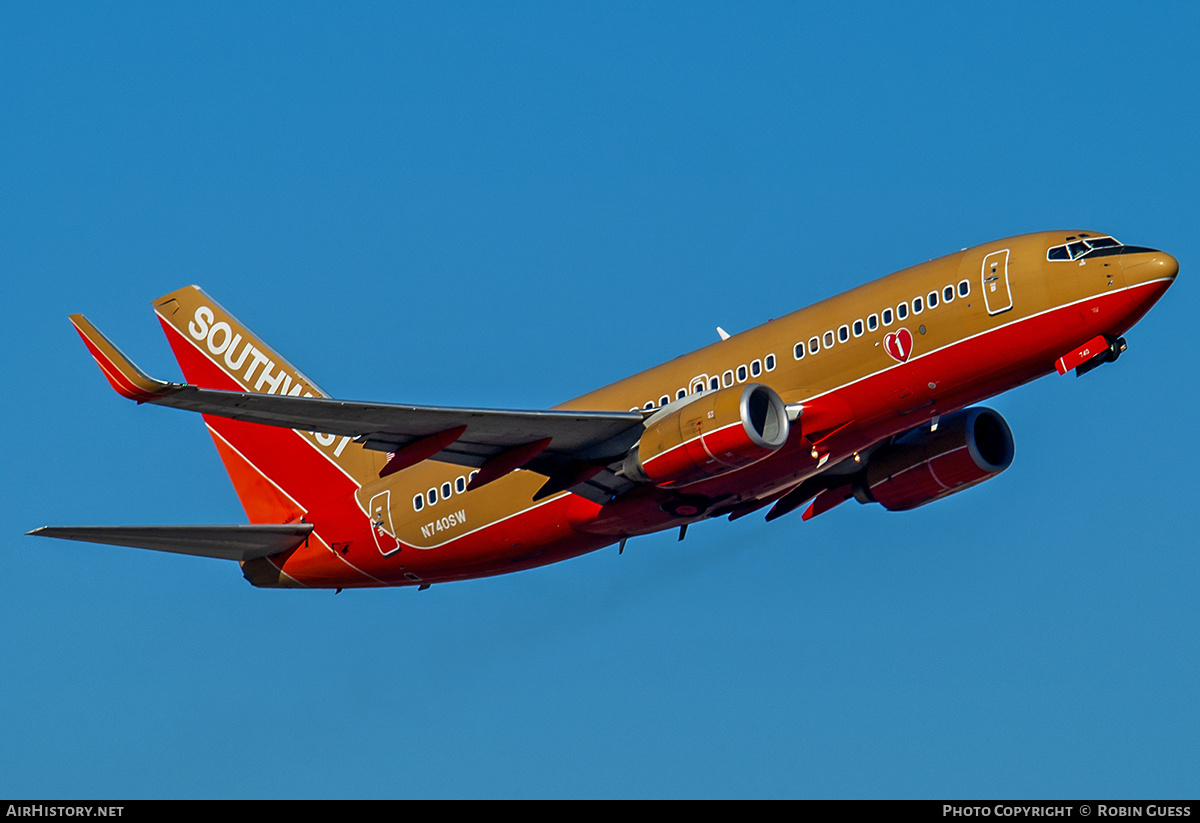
[26,524,314,562]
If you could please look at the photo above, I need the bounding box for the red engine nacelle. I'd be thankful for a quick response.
[854,407,1014,511]
[623,383,790,488]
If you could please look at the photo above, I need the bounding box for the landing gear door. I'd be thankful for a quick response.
[369,490,402,556]
[982,249,1013,316]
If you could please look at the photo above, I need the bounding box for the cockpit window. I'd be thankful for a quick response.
[1067,241,1090,259]
[1046,235,1123,261]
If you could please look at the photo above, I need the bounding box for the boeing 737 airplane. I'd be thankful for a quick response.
[30,231,1177,590]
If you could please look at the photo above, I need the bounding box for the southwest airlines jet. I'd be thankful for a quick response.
[30,231,1177,590]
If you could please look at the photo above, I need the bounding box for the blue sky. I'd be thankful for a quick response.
[3,2,1198,798]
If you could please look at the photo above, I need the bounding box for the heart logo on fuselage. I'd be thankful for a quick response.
[884,328,914,363]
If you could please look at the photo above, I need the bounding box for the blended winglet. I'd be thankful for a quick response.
[69,313,181,402]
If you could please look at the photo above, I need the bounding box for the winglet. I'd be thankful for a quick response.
[69,314,181,402]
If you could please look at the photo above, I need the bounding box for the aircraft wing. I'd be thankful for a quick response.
[26,524,314,562]
[70,314,646,497]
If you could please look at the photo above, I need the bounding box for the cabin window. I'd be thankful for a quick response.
[692,380,705,394]
[722,370,734,387]
[765,353,776,371]
[676,388,687,400]
[882,308,893,325]
[456,476,467,494]
[897,302,909,320]
[823,331,834,349]
[958,279,970,297]
[793,342,805,360]
[709,376,720,390]
[413,494,424,512]
[867,313,879,331]
[750,359,762,377]
[659,395,670,406]
[643,401,655,410]
[808,336,820,355]
[928,291,938,309]
[853,319,864,337]
[838,325,849,343]
[736,365,748,382]
[427,488,438,506]
[943,285,954,303]
[913,296,924,314]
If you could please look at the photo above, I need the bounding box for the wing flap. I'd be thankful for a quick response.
[27,524,314,562]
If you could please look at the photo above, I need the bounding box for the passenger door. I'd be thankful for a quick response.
[981,249,1014,315]
[369,490,402,556]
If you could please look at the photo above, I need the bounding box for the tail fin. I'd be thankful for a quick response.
[153,286,379,523]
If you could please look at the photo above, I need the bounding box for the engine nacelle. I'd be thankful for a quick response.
[623,383,790,488]
[854,407,1014,511]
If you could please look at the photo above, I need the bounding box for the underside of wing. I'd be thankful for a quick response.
[27,524,314,562]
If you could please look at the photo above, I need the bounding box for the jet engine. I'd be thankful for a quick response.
[853,407,1014,511]
[623,383,790,488]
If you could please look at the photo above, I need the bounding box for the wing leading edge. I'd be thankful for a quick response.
[68,313,646,496]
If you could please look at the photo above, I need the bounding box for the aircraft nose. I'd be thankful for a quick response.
[1121,249,1179,284]
[1157,251,1180,280]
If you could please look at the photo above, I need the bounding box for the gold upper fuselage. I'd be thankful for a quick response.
[566,230,1176,417]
